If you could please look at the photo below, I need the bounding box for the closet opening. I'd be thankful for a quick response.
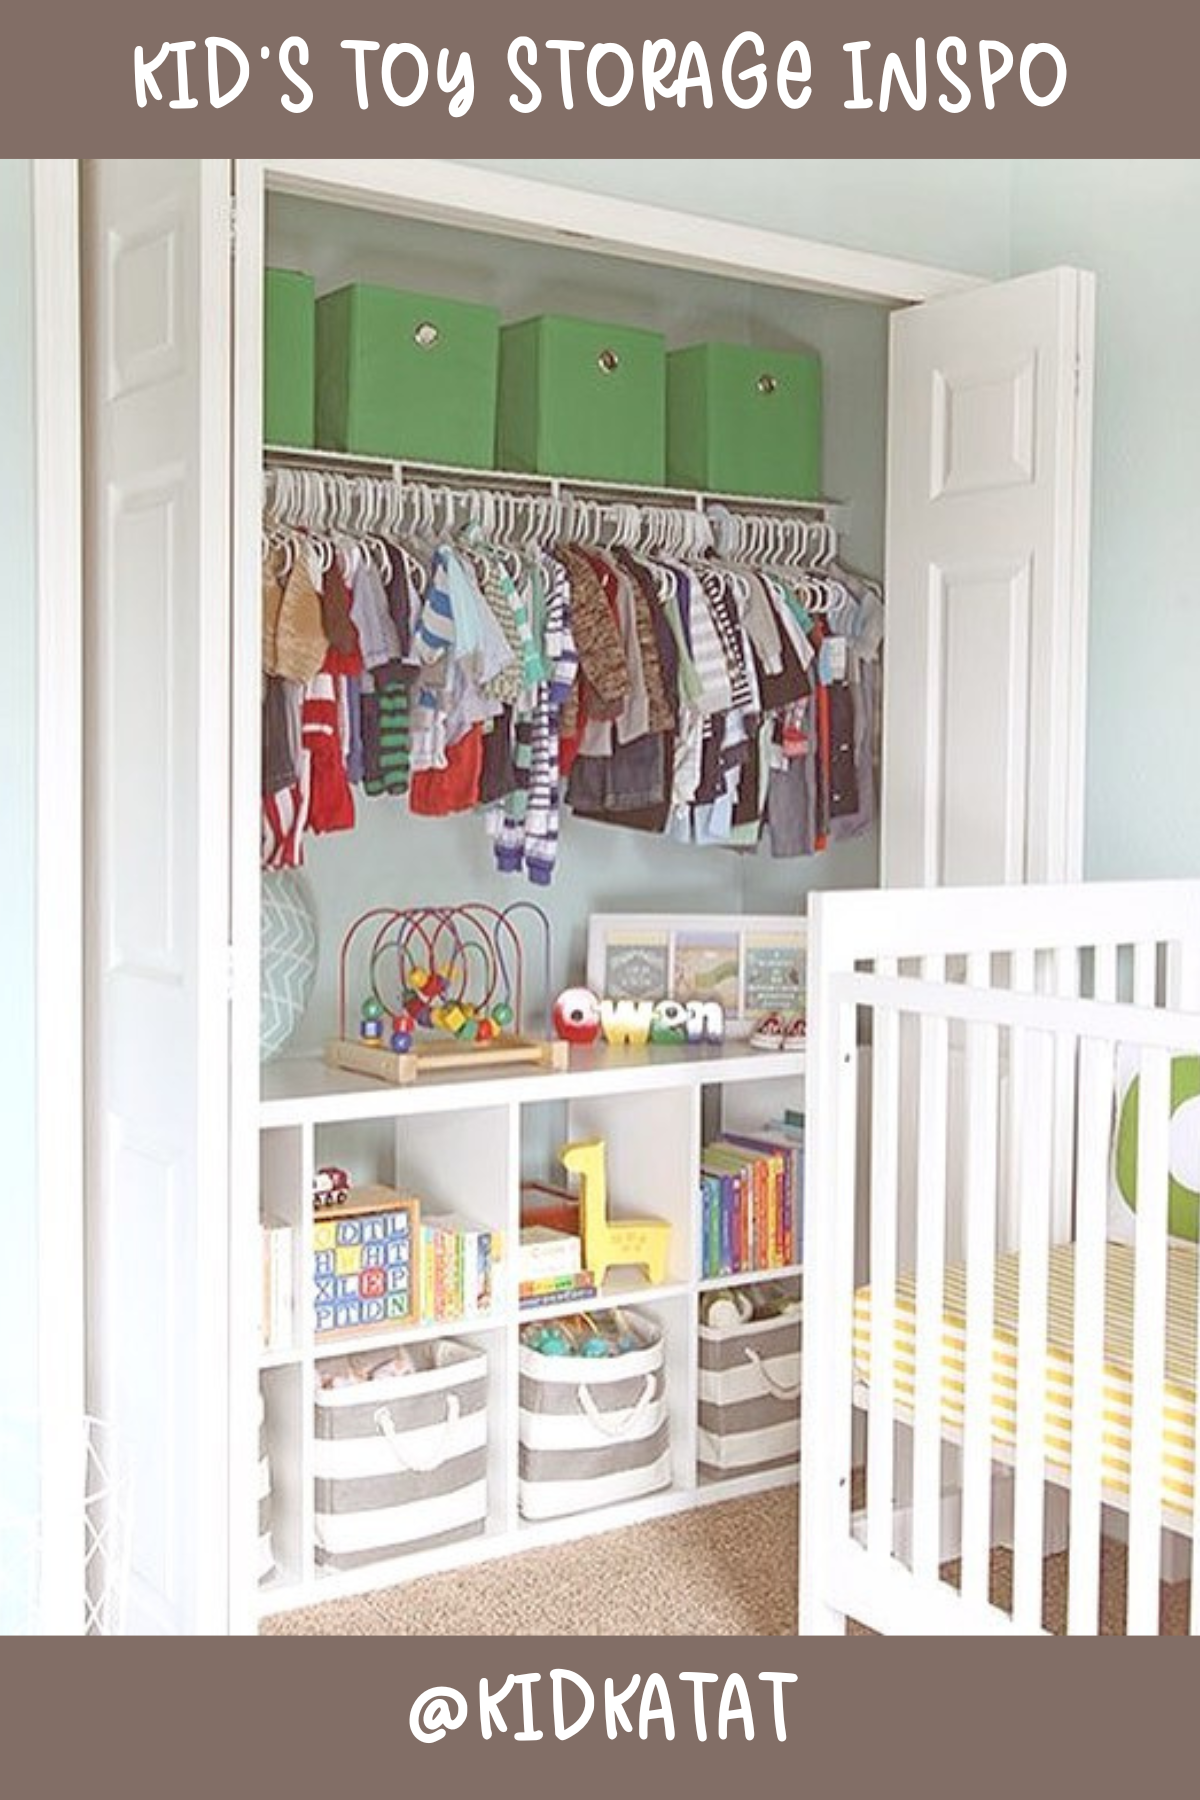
[259,189,893,1079]
[249,176,895,1620]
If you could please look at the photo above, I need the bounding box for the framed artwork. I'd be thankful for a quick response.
[587,914,807,1039]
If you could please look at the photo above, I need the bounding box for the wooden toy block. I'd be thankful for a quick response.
[326,1034,570,1086]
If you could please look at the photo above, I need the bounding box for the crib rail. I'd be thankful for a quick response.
[801,880,1200,1638]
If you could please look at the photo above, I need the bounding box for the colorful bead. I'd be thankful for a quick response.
[361,996,385,1022]
[360,1018,383,1041]
[395,1010,415,1035]
[492,1002,513,1029]
[390,1030,413,1053]
[476,1018,498,1043]
[458,1018,479,1041]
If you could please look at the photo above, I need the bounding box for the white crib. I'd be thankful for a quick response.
[800,880,1200,1636]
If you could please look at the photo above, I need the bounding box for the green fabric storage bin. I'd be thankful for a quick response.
[264,269,315,448]
[497,314,665,485]
[667,342,823,500]
[316,284,500,468]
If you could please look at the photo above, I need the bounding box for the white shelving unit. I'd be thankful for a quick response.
[256,1041,804,1618]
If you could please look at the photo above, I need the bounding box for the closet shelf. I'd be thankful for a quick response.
[263,442,844,520]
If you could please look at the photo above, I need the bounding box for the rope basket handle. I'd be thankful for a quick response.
[576,1374,657,1441]
[374,1393,461,1473]
[743,1346,802,1403]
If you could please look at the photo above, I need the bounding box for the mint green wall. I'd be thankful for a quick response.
[1010,160,1200,879]
[0,158,38,1573]
[456,160,1014,278]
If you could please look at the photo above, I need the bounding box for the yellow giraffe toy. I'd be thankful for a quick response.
[560,1138,671,1286]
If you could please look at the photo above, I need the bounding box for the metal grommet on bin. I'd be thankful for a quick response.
[757,373,779,395]
[597,348,620,374]
[413,321,440,349]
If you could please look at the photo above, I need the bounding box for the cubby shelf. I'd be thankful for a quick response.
[254,1039,805,1618]
[309,1312,510,1360]
[697,1263,804,1293]
[518,1279,693,1323]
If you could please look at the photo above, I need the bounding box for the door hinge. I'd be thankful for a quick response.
[226,944,237,1000]
[227,196,239,254]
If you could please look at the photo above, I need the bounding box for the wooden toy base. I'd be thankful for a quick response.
[326,1034,570,1086]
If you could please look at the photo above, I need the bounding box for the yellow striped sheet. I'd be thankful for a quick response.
[853,1242,1199,1514]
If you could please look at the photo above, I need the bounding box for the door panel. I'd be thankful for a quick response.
[84,159,232,1634]
[882,268,1094,887]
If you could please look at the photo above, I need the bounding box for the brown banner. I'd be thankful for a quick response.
[0,0,1195,152]
[1,1634,1191,1792]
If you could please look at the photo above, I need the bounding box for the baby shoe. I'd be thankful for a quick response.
[783,1015,807,1049]
[750,1012,786,1050]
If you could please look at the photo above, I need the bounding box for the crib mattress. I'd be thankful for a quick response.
[853,1242,1200,1518]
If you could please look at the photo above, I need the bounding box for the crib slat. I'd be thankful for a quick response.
[867,958,900,1564]
[1050,949,1079,1246]
[912,956,949,1582]
[1067,1035,1113,1636]
[1132,941,1158,1008]
[1126,1044,1170,1635]
[960,949,1000,1612]
[1011,1024,1053,1632]
[1093,944,1117,1004]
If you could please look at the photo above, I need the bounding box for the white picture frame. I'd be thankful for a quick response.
[586,913,808,1040]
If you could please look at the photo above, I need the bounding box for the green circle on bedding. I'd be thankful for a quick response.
[1115,1054,1200,1242]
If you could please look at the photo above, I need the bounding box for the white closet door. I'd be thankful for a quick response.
[881,267,1095,887]
[83,159,233,1634]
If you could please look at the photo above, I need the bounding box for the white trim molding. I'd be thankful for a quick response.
[33,156,85,1632]
[260,158,981,306]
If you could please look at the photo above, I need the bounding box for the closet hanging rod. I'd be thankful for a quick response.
[262,444,844,521]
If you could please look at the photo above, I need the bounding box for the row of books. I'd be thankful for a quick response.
[700,1117,804,1278]
[519,1269,599,1310]
[419,1213,501,1324]
[516,1214,596,1311]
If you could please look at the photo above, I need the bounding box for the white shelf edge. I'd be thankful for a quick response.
[311,1310,513,1362]
[518,1281,691,1323]
[255,1460,800,1621]
[260,1044,805,1128]
[697,1263,804,1293]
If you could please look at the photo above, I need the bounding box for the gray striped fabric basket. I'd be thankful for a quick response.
[697,1293,802,1479]
[258,1386,275,1583]
[518,1311,671,1521]
[314,1340,489,1569]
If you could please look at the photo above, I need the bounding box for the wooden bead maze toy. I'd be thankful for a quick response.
[327,902,569,1086]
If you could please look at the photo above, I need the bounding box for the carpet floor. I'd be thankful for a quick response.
[261,1489,1192,1636]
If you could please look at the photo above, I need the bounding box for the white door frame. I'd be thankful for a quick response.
[260,157,982,306]
[32,157,85,1631]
